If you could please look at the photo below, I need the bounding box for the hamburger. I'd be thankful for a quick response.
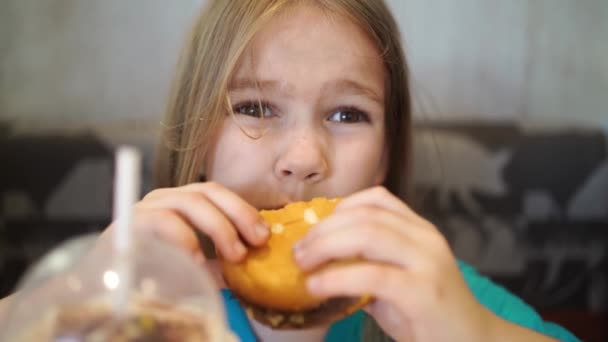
[220,198,370,329]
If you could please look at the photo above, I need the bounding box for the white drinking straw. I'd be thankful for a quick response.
[111,146,141,315]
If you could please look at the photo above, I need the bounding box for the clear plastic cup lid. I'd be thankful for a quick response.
[0,232,232,341]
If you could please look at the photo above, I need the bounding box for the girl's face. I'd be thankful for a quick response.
[205,4,387,209]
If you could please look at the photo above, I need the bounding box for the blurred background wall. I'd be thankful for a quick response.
[1,0,606,125]
[1,0,200,123]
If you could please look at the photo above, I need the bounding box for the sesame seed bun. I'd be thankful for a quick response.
[220,198,370,329]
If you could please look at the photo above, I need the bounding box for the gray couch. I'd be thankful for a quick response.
[1,119,606,338]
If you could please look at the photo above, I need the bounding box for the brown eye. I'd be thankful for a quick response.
[234,102,274,118]
[327,107,370,123]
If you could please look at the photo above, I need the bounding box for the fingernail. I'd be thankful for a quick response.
[233,241,246,258]
[307,276,321,292]
[256,222,269,239]
[294,237,308,250]
[293,247,305,262]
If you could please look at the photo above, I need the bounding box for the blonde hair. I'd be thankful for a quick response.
[156,0,411,199]
[156,1,410,340]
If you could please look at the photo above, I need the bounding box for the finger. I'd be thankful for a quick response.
[137,192,247,262]
[296,206,394,242]
[364,301,415,342]
[296,205,436,246]
[295,218,424,271]
[306,262,410,304]
[128,207,203,258]
[181,182,270,245]
[337,186,426,225]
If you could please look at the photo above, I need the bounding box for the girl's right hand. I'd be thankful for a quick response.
[100,182,270,265]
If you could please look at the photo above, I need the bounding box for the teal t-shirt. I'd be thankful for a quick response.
[221,261,579,341]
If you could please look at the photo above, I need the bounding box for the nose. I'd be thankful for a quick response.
[274,130,328,183]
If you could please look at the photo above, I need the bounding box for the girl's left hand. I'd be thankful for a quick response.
[293,187,493,342]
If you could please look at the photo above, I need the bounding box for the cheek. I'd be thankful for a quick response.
[205,126,249,181]
[335,134,386,188]
[205,124,271,189]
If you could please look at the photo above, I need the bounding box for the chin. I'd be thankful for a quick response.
[220,198,370,329]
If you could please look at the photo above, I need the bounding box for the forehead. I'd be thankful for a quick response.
[233,4,384,90]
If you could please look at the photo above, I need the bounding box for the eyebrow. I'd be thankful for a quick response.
[228,78,382,104]
[321,79,383,105]
[229,78,295,95]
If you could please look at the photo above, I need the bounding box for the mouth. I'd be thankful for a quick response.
[256,195,328,211]
[258,203,289,211]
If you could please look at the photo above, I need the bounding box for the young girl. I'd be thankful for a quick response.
[1,0,578,341]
